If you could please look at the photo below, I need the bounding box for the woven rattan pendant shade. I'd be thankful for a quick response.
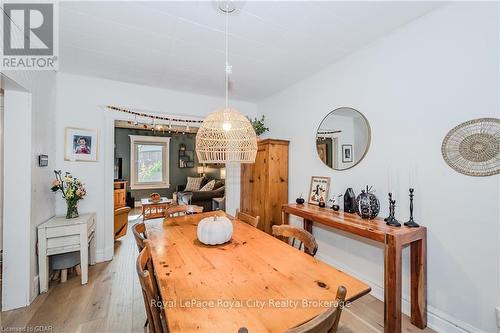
[196,107,257,163]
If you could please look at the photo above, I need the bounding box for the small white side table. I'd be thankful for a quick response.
[37,213,96,293]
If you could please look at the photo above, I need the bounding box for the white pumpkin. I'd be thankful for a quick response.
[197,215,233,245]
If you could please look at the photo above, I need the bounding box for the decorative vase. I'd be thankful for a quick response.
[344,188,356,213]
[296,196,305,204]
[197,215,233,245]
[355,186,380,219]
[66,201,79,219]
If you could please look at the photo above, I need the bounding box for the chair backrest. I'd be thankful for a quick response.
[285,286,347,333]
[132,222,146,252]
[136,243,168,333]
[236,209,260,228]
[272,225,318,256]
[165,205,203,217]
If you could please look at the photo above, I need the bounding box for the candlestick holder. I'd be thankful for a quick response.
[384,193,392,222]
[386,198,401,227]
[404,188,420,228]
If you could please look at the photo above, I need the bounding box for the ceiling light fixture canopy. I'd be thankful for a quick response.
[196,1,257,164]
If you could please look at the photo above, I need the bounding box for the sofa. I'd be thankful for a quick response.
[176,177,225,212]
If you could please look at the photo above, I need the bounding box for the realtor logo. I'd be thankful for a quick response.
[1,2,58,70]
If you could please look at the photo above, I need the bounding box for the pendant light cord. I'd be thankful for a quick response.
[225,5,229,109]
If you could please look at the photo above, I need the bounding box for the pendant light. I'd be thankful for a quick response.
[196,1,257,164]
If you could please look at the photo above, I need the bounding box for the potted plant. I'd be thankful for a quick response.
[51,170,87,219]
[248,115,269,137]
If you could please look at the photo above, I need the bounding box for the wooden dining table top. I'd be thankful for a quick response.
[144,211,371,333]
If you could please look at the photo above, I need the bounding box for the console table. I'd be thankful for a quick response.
[37,213,96,293]
[141,197,172,220]
[281,203,427,333]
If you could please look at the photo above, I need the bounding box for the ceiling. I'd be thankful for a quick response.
[59,1,442,102]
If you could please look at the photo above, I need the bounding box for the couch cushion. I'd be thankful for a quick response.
[214,179,225,189]
[185,177,204,191]
[200,179,215,191]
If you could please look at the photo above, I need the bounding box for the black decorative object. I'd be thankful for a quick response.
[386,197,401,227]
[355,186,380,219]
[384,193,392,222]
[404,188,420,228]
[318,201,326,208]
[296,194,305,205]
[332,204,340,211]
[344,188,356,213]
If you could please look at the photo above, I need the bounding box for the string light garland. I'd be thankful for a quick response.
[106,105,204,124]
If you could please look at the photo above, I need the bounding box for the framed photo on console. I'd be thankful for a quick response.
[64,127,98,162]
[308,176,330,205]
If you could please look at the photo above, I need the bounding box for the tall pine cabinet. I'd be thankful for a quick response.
[240,139,289,234]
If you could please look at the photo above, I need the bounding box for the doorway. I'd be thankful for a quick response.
[0,88,3,307]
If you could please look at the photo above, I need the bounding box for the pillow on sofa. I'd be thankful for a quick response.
[200,180,215,191]
[214,179,225,189]
[185,177,204,191]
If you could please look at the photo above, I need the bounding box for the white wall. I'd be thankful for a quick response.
[259,3,499,333]
[0,91,3,253]
[1,70,57,310]
[55,72,258,261]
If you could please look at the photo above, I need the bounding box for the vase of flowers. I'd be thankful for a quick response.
[51,170,86,219]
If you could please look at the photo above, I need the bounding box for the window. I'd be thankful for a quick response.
[129,135,170,190]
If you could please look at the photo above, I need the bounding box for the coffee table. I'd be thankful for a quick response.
[141,197,173,220]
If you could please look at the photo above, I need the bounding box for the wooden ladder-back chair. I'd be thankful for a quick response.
[285,286,347,333]
[236,209,260,228]
[132,222,146,252]
[272,225,318,256]
[136,242,168,333]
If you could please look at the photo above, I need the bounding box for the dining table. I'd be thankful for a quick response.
[144,211,371,333]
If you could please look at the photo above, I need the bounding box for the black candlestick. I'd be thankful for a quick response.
[386,198,401,227]
[404,188,420,227]
[384,193,392,222]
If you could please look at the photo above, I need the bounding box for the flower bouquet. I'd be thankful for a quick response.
[51,170,86,219]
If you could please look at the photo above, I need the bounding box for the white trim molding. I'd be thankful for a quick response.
[129,135,170,190]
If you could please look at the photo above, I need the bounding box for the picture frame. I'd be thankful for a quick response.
[64,127,98,162]
[342,144,353,163]
[179,150,195,168]
[308,176,330,205]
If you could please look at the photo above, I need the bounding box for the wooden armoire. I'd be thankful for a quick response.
[240,139,289,234]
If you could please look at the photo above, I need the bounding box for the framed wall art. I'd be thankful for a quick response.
[308,176,330,205]
[342,144,353,163]
[65,127,98,162]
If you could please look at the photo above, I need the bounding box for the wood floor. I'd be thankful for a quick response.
[1,210,435,333]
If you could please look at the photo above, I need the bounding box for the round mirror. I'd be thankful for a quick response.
[316,107,371,170]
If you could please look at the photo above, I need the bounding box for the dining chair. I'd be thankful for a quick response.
[132,222,146,252]
[164,205,203,217]
[236,209,260,228]
[285,286,347,333]
[136,242,168,333]
[272,225,318,256]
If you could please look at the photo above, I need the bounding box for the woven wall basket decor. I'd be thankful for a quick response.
[441,118,500,177]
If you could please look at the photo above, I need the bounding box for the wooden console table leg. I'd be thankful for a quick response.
[410,234,427,328]
[384,234,402,333]
[303,219,313,233]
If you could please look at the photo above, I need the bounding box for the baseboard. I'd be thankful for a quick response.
[30,275,39,303]
[96,245,114,263]
[315,253,486,333]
